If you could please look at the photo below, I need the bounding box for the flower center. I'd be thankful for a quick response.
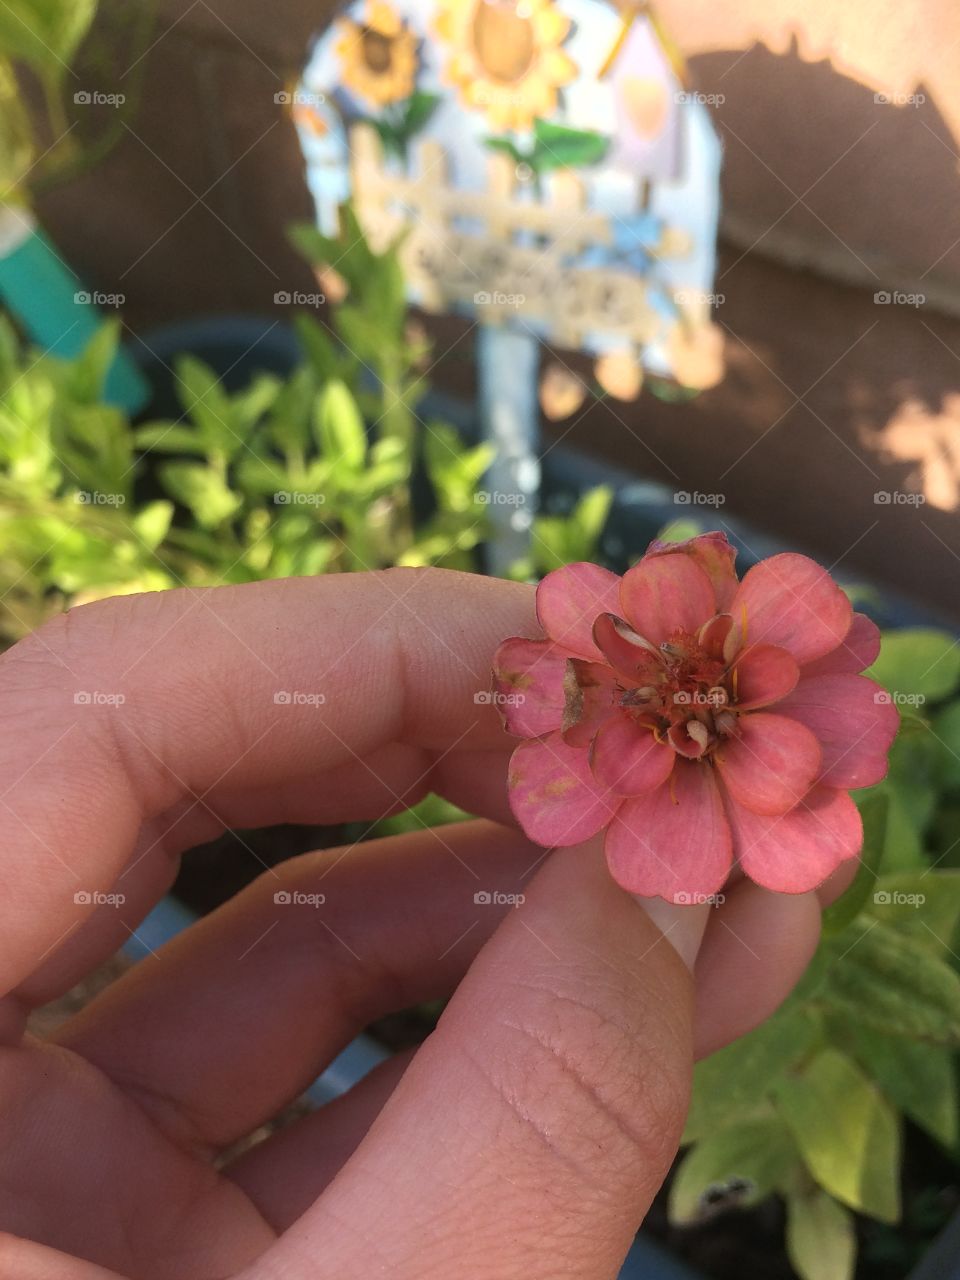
[619,628,738,760]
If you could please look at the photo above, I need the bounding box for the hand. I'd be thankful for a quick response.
[0,570,841,1280]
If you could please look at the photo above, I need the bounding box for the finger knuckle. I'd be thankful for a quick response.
[480,971,689,1192]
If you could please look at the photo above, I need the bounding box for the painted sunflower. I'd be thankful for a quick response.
[335,1,418,107]
[434,0,577,132]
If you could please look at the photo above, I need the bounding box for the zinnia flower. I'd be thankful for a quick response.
[493,532,899,901]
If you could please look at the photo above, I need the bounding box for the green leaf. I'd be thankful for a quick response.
[773,1048,900,1221]
[669,1116,799,1223]
[864,870,960,953]
[532,118,610,171]
[932,700,960,790]
[484,136,526,167]
[822,790,889,934]
[880,785,928,870]
[67,321,121,404]
[314,379,366,472]
[836,1020,958,1147]
[173,355,234,455]
[786,1189,856,1280]
[886,725,941,833]
[231,373,280,432]
[133,424,209,456]
[685,1007,819,1142]
[292,314,348,385]
[570,485,612,550]
[0,0,97,74]
[822,920,960,1045]
[159,462,241,530]
[132,500,173,551]
[0,56,34,199]
[403,89,440,134]
[867,629,960,704]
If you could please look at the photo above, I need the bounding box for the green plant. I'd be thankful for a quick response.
[669,627,960,1280]
[0,206,608,642]
[0,0,152,206]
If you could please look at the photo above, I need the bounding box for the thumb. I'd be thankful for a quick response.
[258,841,704,1280]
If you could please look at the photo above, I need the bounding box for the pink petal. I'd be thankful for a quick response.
[801,613,882,677]
[536,562,622,661]
[590,712,675,795]
[508,731,620,847]
[604,761,733,900]
[645,531,739,611]
[593,612,662,682]
[698,613,734,659]
[730,553,853,665]
[716,712,821,816]
[726,784,863,893]
[733,644,800,711]
[562,660,620,747]
[776,673,900,789]
[619,554,717,647]
[492,637,567,738]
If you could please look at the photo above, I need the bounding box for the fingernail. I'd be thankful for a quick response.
[633,896,710,971]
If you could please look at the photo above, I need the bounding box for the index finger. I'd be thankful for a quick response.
[0,567,535,994]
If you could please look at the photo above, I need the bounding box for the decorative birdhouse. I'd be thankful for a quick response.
[291,0,723,565]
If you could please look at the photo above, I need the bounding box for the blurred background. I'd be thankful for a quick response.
[31,0,960,618]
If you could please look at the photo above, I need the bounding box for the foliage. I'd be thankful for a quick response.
[0,209,610,645]
[670,627,960,1280]
[0,0,152,205]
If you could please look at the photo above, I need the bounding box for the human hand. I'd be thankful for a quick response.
[0,570,844,1279]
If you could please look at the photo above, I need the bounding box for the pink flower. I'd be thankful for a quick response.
[493,533,899,901]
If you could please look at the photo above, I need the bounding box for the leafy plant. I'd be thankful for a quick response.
[0,0,152,205]
[0,207,565,640]
[669,627,960,1280]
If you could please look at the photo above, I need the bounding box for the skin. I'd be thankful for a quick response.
[0,568,852,1280]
